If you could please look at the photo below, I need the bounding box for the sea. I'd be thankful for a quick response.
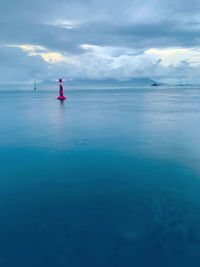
[0,87,200,266]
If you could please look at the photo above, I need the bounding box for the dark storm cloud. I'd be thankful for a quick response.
[1,0,200,50]
[1,19,200,54]
[0,22,83,54]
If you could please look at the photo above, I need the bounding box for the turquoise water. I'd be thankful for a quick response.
[0,88,200,266]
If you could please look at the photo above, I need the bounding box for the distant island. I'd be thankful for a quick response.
[0,78,163,90]
[151,83,160,86]
[41,78,162,89]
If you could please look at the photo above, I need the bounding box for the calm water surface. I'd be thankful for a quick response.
[0,87,200,266]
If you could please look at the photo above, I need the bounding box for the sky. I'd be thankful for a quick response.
[1,0,200,84]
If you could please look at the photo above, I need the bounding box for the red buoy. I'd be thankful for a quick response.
[57,79,66,100]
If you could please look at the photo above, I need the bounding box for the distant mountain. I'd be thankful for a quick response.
[0,78,162,90]
[43,78,162,88]
[178,83,193,87]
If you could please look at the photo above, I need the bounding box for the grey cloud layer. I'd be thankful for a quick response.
[1,0,200,83]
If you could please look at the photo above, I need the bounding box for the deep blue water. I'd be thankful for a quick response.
[1,87,200,266]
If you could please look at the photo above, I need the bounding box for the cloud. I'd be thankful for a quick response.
[2,43,200,85]
[0,46,48,83]
[1,0,200,83]
[47,19,82,30]
[145,48,200,66]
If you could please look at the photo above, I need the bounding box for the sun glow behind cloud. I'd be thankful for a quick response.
[7,44,67,64]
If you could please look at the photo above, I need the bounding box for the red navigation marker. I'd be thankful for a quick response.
[57,79,66,100]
